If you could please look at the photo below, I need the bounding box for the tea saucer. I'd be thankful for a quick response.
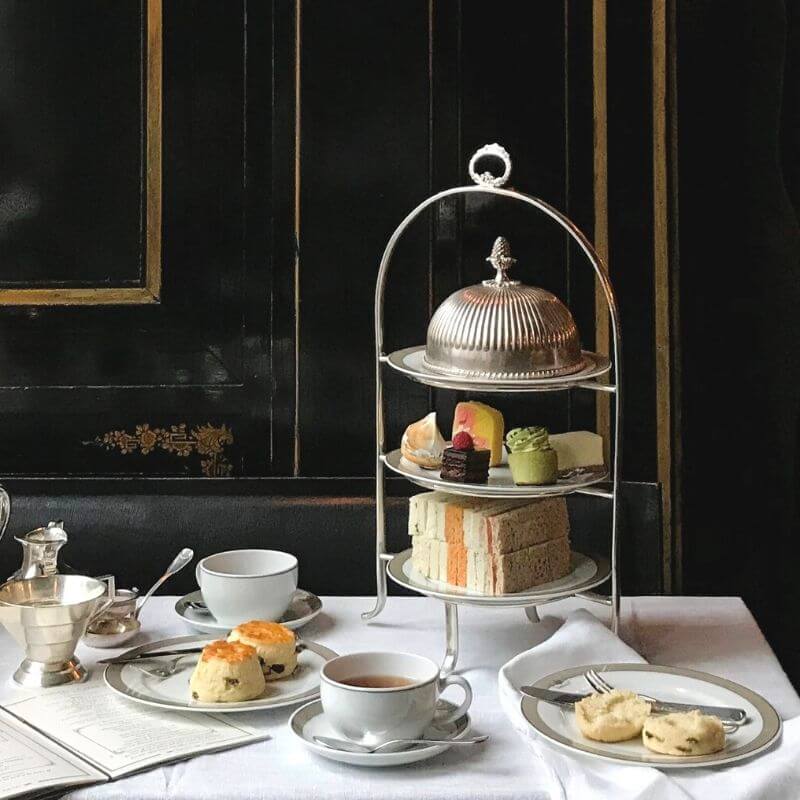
[289,699,472,767]
[174,589,322,634]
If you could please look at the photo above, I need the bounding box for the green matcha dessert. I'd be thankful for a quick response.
[505,427,558,485]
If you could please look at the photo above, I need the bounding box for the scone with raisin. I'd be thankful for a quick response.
[642,710,725,756]
[227,620,298,681]
[189,640,266,702]
[575,689,652,742]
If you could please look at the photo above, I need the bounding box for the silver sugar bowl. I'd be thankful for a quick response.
[424,237,586,380]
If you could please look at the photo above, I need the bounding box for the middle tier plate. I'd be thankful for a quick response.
[383,449,608,498]
[387,548,611,607]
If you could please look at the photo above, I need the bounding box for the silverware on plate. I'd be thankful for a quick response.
[520,684,747,723]
[313,734,488,754]
[99,647,206,665]
[100,640,307,666]
[582,669,747,725]
[129,654,190,679]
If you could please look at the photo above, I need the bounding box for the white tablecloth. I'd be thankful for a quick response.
[1,595,798,800]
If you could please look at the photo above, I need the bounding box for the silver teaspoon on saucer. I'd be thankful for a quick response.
[313,734,488,753]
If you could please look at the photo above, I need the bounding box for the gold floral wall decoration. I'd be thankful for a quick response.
[87,423,234,476]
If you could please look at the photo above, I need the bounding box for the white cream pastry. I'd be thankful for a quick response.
[227,620,298,681]
[401,412,446,469]
[575,690,652,742]
[642,710,725,756]
[549,431,604,473]
[189,640,266,702]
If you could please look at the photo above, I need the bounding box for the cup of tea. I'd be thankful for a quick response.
[195,549,298,626]
[320,651,472,746]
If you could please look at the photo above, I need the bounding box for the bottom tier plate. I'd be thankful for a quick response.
[386,548,611,607]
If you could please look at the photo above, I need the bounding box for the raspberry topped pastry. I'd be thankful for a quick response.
[440,431,491,484]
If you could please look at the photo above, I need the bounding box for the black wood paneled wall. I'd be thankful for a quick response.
[2,0,800,685]
[0,1,665,484]
[676,0,800,683]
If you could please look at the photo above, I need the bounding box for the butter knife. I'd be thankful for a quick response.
[520,685,747,723]
[99,640,308,665]
[99,647,204,665]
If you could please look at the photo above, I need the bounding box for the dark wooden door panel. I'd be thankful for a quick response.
[0,0,143,289]
[0,0,274,476]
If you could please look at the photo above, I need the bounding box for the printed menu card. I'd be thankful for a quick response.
[0,682,269,799]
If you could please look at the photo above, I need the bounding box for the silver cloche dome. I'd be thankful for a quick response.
[423,237,584,380]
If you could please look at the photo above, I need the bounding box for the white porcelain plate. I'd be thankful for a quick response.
[520,663,782,769]
[385,346,612,393]
[289,699,472,767]
[104,634,337,713]
[383,449,608,499]
[387,548,610,607]
[174,589,323,634]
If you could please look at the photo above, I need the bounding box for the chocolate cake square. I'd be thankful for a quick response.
[440,447,490,484]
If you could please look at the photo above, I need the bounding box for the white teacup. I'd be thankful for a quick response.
[320,651,472,746]
[195,549,298,626]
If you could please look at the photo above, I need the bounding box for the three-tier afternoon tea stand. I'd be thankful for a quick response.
[363,144,623,675]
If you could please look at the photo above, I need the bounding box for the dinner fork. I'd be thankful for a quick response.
[129,654,189,679]
[585,669,657,703]
[584,669,746,730]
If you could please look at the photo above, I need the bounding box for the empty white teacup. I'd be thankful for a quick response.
[320,651,472,746]
[195,549,298,626]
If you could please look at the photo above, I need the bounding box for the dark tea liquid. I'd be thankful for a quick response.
[340,675,415,688]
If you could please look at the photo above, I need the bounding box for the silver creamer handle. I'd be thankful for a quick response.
[0,484,9,544]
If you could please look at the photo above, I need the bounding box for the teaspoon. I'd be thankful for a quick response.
[313,734,488,753]
[135,548,194,620]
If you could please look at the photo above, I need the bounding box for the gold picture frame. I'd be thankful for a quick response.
[0,0,162,306]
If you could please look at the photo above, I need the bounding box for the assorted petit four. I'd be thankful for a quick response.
[189,640,266,703]
[549,431,605,475]
[400,412,446,470]
[440,431,491,484]
[452,401,504,467]
[642,710,726,756]
[227,620,298,681]
[409,492,571,594]
[505,427,558,485]
[575,690,652,743]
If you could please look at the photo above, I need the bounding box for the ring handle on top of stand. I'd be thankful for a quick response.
[468,143,512,187]
[374,147,621,353]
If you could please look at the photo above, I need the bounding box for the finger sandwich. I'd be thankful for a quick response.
[408,492,572,594]
[227,620,298,681]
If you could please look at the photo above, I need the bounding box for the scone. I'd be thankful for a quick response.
[575,689,652,742]
[227,620,298,681]
[642,710,725,756]
[189,640,266,702]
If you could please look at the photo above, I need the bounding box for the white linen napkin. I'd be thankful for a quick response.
[498,609,800,800]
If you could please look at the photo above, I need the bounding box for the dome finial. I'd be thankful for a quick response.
[486,236,516,284]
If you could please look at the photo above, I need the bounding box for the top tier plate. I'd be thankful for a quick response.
[385,346,611,393]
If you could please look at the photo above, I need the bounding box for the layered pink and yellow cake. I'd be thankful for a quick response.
[451,402,504,467]
[408,492,571,594]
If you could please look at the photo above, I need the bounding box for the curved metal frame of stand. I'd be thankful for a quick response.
[364,168,624,674]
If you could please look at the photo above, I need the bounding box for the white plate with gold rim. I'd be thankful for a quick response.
[174,589,323,635]
[387,548,610,607]
[383,449,608,499]
[289,699,473,767]
[104,634,337,713]
[520,663,782,769]
[385,345,612,393]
